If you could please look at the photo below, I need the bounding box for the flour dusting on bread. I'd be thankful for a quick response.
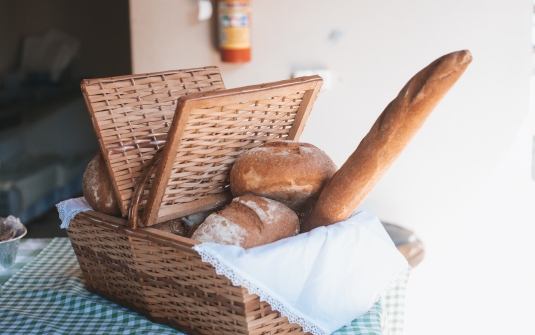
[192,195,299,249]
[192,214,248,246]
[235,197,277,225]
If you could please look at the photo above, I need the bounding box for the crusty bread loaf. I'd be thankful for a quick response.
[301,50,472,232]
[82,152,122,216]
[191,195,299,249]
[230,140,337,215]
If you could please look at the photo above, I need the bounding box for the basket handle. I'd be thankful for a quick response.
[127,149,164,229]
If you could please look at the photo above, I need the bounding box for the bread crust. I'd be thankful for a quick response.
[230,140,337,213]
[82,152,122,216]
[192,195,299,249]
[301,50,472,232]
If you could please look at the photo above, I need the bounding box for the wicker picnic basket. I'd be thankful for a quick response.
[66,67,323,335]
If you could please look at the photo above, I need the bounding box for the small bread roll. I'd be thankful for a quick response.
[230,140,337,214]
[82,152,122,216]
[191,195,299,249]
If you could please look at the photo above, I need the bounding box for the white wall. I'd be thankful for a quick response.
[130,1,535,333]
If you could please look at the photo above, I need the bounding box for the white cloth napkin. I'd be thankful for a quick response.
[56,198,408,335]
[56,197,92,228]
[193,210,409,335]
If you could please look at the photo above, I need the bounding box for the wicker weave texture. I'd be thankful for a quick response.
[142,76,322,226]
[67,212,307,335]
[81,67,226,216]
[161,90,306,207]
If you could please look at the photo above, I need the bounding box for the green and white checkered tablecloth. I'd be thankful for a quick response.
[0,238,407,335]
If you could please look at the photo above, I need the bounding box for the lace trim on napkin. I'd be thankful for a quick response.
[369,262,410,311]
[194,245,328,335]
[193,243,409,335]
[56,198,92,229]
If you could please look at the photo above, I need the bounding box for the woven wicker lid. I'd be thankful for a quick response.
[142,75,323,227]
[81,67,227,217]
[82,68,323,227]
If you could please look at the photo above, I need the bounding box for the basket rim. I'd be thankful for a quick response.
[80,66,222,87]
[78,210,199,253]
[175,74,322,106]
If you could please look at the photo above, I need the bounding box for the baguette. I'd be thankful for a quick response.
[300,50,472,232]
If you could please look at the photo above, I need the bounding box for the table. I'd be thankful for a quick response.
[0,238,406,335]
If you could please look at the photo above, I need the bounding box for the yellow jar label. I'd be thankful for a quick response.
[219,4,251,50]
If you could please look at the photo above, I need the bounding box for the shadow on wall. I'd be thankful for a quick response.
[0,0,132,225]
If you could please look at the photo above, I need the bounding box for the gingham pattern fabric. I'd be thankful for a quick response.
[383,269,409,335]
[332,297,386,335]
[0,238,406,335]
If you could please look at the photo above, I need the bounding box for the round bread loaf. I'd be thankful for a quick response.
[230,140,337,213]
[82,152,122,216]
[191,195,299,249]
